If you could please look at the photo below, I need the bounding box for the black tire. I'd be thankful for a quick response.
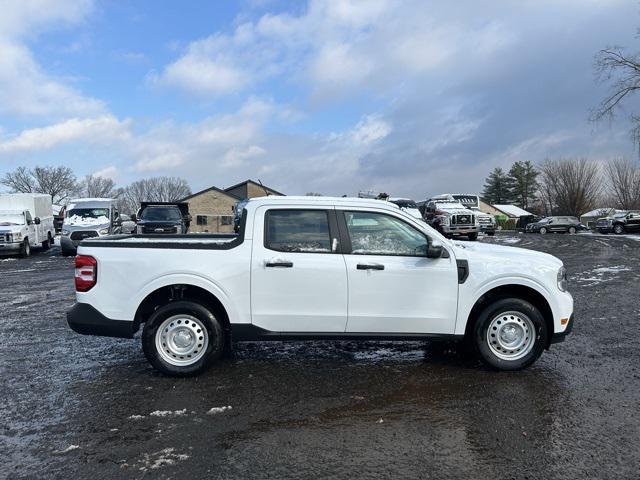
[613,224,625,235]
[568,226,576,234]
[539,227,547,235]
[487,232,495,236]
[472,298,547,371]
[468,232,478,241]
[19,239,31,258]
[142,300,224,376]
[41,234,51,250]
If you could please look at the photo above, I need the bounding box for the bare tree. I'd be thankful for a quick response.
[1,166,37,193]
[538,158,602,216]
[1,165,78,203]
[119,176,191,214]
[604,157,640,209]
[79,175,117,198]
[592,47,640,142]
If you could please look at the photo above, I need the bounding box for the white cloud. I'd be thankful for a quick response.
[93,165,119,180]
[0,0,103,118]
[349,115,392,146]
[0,116,131,154]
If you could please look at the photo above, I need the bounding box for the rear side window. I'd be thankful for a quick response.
[265,209,331,253]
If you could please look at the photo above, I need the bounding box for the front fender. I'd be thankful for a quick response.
[455,276,556,335]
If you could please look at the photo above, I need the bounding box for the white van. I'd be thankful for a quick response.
[60,198,121,256]
[0,193,55,257]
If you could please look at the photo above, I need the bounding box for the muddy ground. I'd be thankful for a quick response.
[1,232,639,479]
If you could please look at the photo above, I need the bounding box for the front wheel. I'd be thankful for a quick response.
[568,226,576,234]
[613,224,625,235]
[472,298,547,370]
[467,232,478,241]
[19,239,31,258]
[142,300,224,376]
[539,227,547,235]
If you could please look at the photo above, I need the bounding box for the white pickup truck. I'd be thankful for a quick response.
[67,196,573,376]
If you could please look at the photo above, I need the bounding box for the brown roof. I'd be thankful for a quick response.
[180,185,240,202]
[224,179,285,197]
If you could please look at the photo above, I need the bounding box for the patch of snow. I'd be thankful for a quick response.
[592,266,631,274]
[128,414,145,420]
[149,409,187,417]
[53,445,79,455]
[0,257,17,262]
[66,214,109,226]
[491,236,521,244]
[206,405,232,415]
[129,448,190,472]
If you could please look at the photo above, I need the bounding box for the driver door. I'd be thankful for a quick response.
[339,209,459,334]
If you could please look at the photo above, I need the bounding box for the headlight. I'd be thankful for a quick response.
[439,216,450,226]
[99,228,109,235]
[62,229,70,236]
[557,266,568,292]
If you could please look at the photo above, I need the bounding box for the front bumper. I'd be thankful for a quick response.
[550,314,574,344]
[442,225,478,234]
[67,302,138,338]
[0,241,22,252]
[479,224,495,234]
[596,225,613,233]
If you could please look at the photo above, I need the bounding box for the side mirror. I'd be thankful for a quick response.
[34,217,41,225]
[426,239,446,258]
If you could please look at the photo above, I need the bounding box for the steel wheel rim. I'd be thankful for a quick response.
[614,225,623,234]
[486,311,535,361]
[155,314,208,366]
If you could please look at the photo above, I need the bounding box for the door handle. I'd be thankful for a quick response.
[357,263,384,270]
[265,260,293,268]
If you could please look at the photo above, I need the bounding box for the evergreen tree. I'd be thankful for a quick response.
[482,167,513,204]
[508,160,539,210]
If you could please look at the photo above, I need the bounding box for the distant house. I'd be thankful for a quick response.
[492,204,533,219]
[181,179,284,233]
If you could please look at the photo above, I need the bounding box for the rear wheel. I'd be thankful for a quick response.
[613,224,625,234]
[19,239,31,258]
[568,226,576,234]
[142,300,224,376]
[467,232,478,241]
[539,227,547,235]
[472,298,547,370]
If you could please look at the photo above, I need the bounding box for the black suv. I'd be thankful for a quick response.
[526,216,586,234]
[595,211,640,234]
[135,202,191,234]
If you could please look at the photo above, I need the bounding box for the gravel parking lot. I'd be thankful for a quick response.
[1,232,640,479]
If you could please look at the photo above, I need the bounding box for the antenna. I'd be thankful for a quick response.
[257,179,269,196]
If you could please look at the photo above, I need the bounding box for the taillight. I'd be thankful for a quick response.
[75,255,97,292]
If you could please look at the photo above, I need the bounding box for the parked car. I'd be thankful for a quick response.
[595,211,640,234]
[136,202,191,234]
[0,193,55,257]
[526,216,586,234]
[423,194,479,240]
[60,198,121,256]
[387,198,424,221]
[516,215,540,232]
[67,196,573,376]
[120,214,137,234]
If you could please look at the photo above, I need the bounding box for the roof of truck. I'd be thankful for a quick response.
[246,196,400,210]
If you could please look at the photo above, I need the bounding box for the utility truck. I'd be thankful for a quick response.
[67,196,573,376]
[0,193,55,257]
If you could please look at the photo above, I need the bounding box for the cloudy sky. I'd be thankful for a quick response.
[0,0,639,199]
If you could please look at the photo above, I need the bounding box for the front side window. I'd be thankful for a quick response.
[344,211,428,256]
[265,209,331,253]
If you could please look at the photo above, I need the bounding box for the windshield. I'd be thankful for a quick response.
[140,207,182,221]
[390,200,418,209]
[0,213,25,226]
[612,212,627,219]
[66,208,110,225]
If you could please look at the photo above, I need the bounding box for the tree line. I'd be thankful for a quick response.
[482,157,640,216]
[0,166,191,214]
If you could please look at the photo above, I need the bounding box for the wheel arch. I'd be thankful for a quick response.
[464,284,554,348]
[133,280,233,335]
